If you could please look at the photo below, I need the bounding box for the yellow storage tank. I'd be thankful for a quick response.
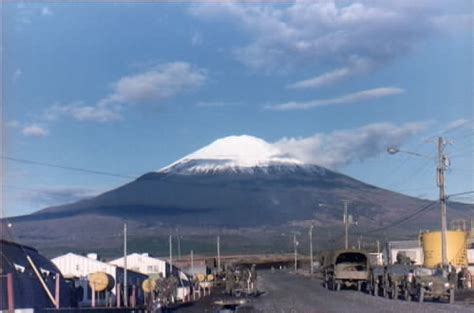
[88,272,115,292]
[420,230,468,268]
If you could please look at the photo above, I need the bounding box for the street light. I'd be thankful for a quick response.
[387,137,449,266]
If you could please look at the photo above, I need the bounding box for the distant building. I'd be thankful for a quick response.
[109,253,192,302]
[51,252,147,306]
[109,253,167,276]
[385,240,423,265]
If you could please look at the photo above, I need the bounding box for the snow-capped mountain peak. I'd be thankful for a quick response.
[159,135,310,174]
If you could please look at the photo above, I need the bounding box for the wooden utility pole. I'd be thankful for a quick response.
[169,235,173,274]
[293,234,298,271]
[309,225,314,274]
[217,236,221,273]
[343,200,350,249]
[123,223,128,307]
[190,250,194,275]
[437,136,448,266]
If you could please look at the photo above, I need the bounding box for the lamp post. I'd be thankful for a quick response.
[387,136,449,266]
[309,224,314,274]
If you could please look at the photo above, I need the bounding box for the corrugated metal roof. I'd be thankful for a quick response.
[388,240,420,249]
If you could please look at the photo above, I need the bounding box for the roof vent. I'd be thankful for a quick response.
[87,253,98,260]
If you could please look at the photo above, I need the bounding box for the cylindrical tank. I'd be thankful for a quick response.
[142,278,156,293]
[421,230,468,268]
[88,272,115,292]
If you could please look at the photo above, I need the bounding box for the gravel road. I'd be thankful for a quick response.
[173,270,473,313]
[251,270,473,313]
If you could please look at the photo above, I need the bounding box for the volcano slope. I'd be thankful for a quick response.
[4,135,472,257]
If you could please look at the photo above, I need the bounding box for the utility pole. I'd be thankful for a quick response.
[376,240,381,265]
[437,136,448,266]
[169,235,173,276]
[343,200,350,249]
[309,225,314,274]
[177,235,181,260]
[217,236,221,273]
[123,223,128,307]
[293,234,298,271]
[190,250,194,276]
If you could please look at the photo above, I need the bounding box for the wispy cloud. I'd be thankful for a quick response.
[287,59,371,89]
[41,7,53,16]
[191,32,203,46]
[190,2,471,84]
[274,121,428,169]
[43,62,206,123]
[45,102,121,123]
[195,101,240,108]
[267,87,405,111]
[110,62,206,103]
[20,124,49,137]
[12,69,22,83]
[18,186,99,207]
[288,67,353,89]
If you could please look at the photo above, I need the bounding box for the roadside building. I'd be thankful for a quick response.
[174,258,210,277]
[51,252,147,306]
[110,253,191,302]
[385,240,423,265]
[109,253,167,276]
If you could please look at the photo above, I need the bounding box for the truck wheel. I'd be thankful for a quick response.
[373,284,378,296]
[449,288,454,304]
[393,285,398,300]
[418,288,424,303]
[404,289,411,301]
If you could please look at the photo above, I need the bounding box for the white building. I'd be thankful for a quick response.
[51,252,146,306]
[109,253,167,276]
[109,253,191,302]
[385,240,423,265]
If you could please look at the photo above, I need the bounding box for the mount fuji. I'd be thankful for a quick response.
[5,135,473,257]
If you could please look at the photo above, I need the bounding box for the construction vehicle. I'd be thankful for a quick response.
[321,249,370,291]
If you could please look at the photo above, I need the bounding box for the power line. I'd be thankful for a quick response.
[360,200,438,235]
[2,156,137,179]
[448,191,474,198]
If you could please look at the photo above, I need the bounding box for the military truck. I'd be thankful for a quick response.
[402,267,455,304]
[367,266,384,296]
[381,264,417,299]
[321,249,370,291]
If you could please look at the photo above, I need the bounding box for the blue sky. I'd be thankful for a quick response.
[3,1,473,216]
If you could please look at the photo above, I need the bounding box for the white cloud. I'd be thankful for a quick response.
[43,62,206,123]
[110,62,206,103]
[41,7,53,16]
[21,124,49,137]
[21,186,99,207]
[444,118,472,131]
[196,101,240,107]
[288,67,353,89]
[267,87,405,111]
[12,69,22,82]
[274,121,428,169]
[190,1,471,84]
[5,120,21,128]
[45,102,121,123]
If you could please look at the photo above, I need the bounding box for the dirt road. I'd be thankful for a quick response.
[251,270,472,313]
[173,270,473,313]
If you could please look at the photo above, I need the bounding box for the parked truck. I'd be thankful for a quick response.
[321,249,370,291]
